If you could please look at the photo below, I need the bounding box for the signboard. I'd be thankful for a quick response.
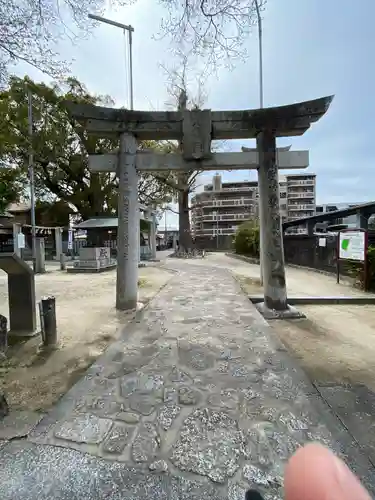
[68,230,73,250]
[318,237,326,247]
[339,230,366,262]
[17,233,25,249]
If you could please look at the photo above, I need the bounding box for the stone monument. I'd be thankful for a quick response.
[0,253,37,336]
[68,247,116,273]
[66,96,333,316]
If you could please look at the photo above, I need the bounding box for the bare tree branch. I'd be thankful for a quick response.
[1,0,266,87]
[156,0,267,70]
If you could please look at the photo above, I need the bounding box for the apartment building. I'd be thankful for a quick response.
[191,172,317,243]
[191,174,259,244]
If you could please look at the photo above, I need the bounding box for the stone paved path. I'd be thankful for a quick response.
[0,261,374,499]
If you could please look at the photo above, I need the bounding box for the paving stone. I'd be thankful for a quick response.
[217,362,229,373]
[178,345,215,371]
[265,430,302,461]
[120,374,164,398]
[132,423,160,463]
[171,408,245,483]
[169,366,191,384]
[208,391,239,411]
[178,387,200,405]
[157,404,181,430]
[78,396,124,418]
[279,411,310,432]
[0,411,43,439]
[116,411,140,424]
[242,464,283,487]
[54,414,112,444]
[164,387,178,404]
[242,428,273,467]
[129,393,157,416]
[228,483,247,500]
[149,459,169,473]
[103,423,132,454]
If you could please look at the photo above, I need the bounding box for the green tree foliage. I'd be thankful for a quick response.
[0,76,173,220]
[234,220,260,257]
[0,167,24,214]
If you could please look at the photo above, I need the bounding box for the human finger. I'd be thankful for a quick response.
[284,443,371,500]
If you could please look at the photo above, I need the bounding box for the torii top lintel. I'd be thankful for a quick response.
[66,95,333,141]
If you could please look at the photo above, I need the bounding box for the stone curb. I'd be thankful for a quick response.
[225,252,357,286]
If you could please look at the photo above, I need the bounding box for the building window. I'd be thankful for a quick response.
[280,192,286,198]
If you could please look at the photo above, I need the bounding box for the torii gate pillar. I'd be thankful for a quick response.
[257,130,288,314]
[116,133,139,311]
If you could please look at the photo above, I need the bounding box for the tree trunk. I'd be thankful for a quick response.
[178,189,192,250]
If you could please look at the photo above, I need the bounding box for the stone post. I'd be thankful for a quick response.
[356,211,368,230]
[59,253,66,271]
[116,133,139,311]
[137,207,141,265]
[13,224,21,258]
[150,212,157,260]
[256,130,288,312]
[0,314,8,355]
[306,221,315,236]
[35,237,46,274]
[39,296,58,348]
[55,228,63,261]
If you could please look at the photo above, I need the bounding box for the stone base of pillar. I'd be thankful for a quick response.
[255,301,305,320]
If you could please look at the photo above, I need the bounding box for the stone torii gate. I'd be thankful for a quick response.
[66,96,333,316]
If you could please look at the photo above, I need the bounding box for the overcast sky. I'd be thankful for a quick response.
[16,0,375,229]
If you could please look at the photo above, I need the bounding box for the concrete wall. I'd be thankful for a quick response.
[194,235,234,251]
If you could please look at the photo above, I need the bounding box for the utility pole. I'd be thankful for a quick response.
[27,89,36,272]
[254,0,263,109]
[88,14,134,110]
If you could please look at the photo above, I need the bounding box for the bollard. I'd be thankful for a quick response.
[39,296,58,348]
[0,392,8,419]
[0,314,7,355]
[60,253,66,271]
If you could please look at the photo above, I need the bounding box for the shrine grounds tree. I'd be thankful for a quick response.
[0,167,24,214]
[0,76,173,219]
[0,0,266,86]
[156,53,228,250]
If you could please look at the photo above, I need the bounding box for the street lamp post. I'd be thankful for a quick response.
[253,0,263,109]
[88,13,134,110]
[253,0,264,285]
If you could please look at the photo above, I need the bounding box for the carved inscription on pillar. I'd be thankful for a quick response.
[116,133,139,310]
[182,109,212,161]
[257,130,287,310]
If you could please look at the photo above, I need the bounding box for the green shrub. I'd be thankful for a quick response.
[348,244,375,290]
[234,220,260,257]
[367,245,375,290]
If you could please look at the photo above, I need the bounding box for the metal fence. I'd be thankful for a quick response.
[283,232,375,276]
